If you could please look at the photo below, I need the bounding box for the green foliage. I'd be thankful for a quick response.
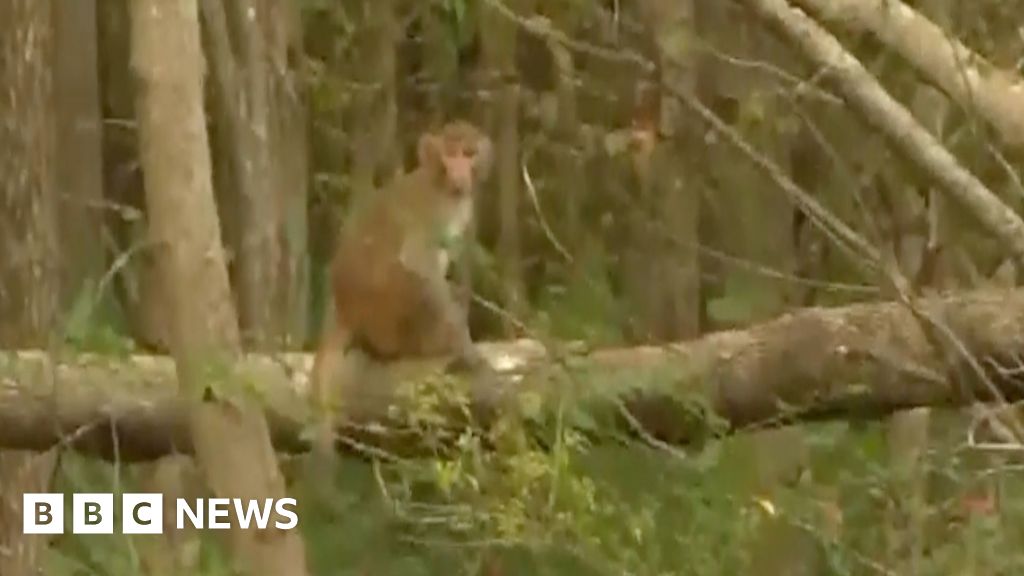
[37,410,1024,575]
[533,253,624,346]
[706,272,787,326]
[63,281,136,355]
[32,0,1024,573]
[441,0,477,50]
[46,456,237,576]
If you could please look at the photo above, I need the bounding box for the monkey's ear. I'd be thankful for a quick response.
[418,133,443,172]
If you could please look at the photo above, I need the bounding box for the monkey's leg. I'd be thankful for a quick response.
[430,283,508,410]
[406,259,504,414]
[433,285,488,369]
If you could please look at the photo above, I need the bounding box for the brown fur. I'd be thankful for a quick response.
[310,121,492,425]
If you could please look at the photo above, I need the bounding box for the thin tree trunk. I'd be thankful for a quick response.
[0,1,60,574]
[201,0,282,349]
[628,0,701,342]
[232,0,281,348]
[349,0,399,201]
[481,0,530,334]
[421,6,458,124]
[96,0,172,353]
[53,0,105,314]
[128,1,307,574]
[545,32,586,266]
[263,0,314,503]
[266,0,310,348]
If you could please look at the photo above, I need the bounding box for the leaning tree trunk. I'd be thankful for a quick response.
[738,0,1024,266]
[128,1,307,575]
[0,1,60,574]
[96,0,171,352]
[792,0,1024,148]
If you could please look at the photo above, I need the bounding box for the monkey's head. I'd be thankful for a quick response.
[418,121,493,198]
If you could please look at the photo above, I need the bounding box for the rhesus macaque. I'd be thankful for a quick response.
[311,120,494,452]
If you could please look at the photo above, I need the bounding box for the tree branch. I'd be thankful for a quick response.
[792,0,1024,148]
[737,0,1024,265]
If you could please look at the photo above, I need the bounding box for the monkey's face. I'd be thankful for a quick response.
[419,122,493,198]
[440,142,483,197]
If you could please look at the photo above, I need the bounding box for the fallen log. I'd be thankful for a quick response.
[2,289,1023,460]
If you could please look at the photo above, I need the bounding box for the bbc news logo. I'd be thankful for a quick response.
[23,494,298,534]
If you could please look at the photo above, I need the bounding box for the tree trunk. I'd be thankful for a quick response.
[4,289,1024,460]
[625,0,700,342]
[0,1,60,574]
[233,0,281,348]
[97,0,171,352]
[349,0,399,200]
[266,0,310,348]
[128,1,307,574]
[480,0,530,334]
[53,0,106,316]
[545,33,585,263]
[201,0,283,349]
[421,6,458,124]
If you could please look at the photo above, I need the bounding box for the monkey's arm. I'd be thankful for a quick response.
[400,230,484,363]
[448,223,476,320]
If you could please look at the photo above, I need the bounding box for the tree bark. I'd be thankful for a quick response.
[3,289,1024,460]
[128,1,307,574]
[201,0,282,348]
[349,0,399,200]
[265,0,310,348]
[96,0,171,352]
[0,1,60,574]
[53,0,106,314]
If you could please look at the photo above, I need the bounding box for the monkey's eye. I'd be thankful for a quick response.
[463,144,477,157]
